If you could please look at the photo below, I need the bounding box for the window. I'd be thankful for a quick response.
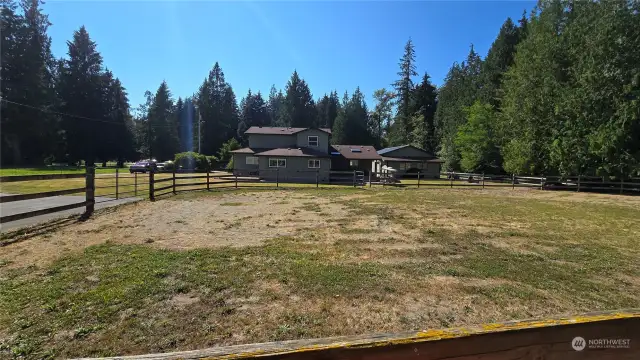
[308,159,321,168]
[308,136,319,147]
[246,156,259,165]
[350,160,359,167]
[269,158,286,168]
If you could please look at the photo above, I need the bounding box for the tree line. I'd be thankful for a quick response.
[2,0,638,177]
[437,0,640,177]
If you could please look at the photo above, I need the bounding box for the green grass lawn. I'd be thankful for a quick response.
[0,167,119,176]
[1,187,638,358]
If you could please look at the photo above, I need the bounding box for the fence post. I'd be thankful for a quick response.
[207,170,210,191]
[482,172,485,189]
[235,173,238,189]
[115,167,119,199]
[172,167,176,194]
[512,174,515,189]
[417,172,421,188]
[620,177,624,195]
[316,170,319,188]
[276,168,279,188]
[134,172,138,197]
[85,164,95,215]
[149,169,155,201]
[353,170,356,188]
[368,171,372,188]
[540,173,544,190]
[577,174,581,192]
[450,172,453,189]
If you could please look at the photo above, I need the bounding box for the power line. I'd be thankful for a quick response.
[0,98,176,128]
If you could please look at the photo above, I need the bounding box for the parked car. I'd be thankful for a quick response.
[156,162,166,172]
[129,160,156,173]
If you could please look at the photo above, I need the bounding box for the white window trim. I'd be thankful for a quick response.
[308,159,321,169]
[246,156,259,165]
[269,158,286,168]
[350,159,359,167]
[308,135,319,147]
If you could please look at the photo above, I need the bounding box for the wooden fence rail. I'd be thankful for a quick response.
[76,309,639,360]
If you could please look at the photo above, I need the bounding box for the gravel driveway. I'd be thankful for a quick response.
[0,194,141,232]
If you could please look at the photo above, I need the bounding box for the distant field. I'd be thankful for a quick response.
[1,187,638,359]
[0,167,119,176]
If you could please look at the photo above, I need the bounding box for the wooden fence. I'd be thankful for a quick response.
[1,168,638,225]
[78,309,639,360]
[0,166,147,225]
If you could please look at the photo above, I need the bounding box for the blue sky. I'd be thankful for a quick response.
[43,1,534,109]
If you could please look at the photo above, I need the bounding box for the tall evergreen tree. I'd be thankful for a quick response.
[196,62,239,155]
[267,84,285,126]
[58,26,106,164]
[331,88,373,145]
[391,39,418,144]
[479,17,521,107]
[435,46,483,170]
[147,81,178,161]
[1,0,56,165]
[238,89,269,142]
[500,1,569,175]
[410,73,438,153]
[283,70,316,128]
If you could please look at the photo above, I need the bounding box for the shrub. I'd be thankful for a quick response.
[206,155,219,170]
[174,152,209,171]
[225,157,234,170]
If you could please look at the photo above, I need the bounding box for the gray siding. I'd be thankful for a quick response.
[384,146,434,158]
[232,154,259,176]
[258,156,331,183]
[295,129,330,154]
[248,134,296,149]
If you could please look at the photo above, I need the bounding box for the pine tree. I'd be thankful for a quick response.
[1,0,57,165]
[479,17,521,107]
[238,90,269,143]
[267,84,284,126]
[283,70,316,128]
[147,81,177,161]
[500,1,569,175]
[434,46,483,170]
[196,62,239,155]
[391,39,418,144]
[58,26,105,164]
[410,73,438,153]
[331,88,373,145]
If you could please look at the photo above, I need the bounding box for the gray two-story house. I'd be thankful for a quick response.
[231,127,332,183]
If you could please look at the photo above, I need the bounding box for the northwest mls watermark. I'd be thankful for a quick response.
[572,337,631,351]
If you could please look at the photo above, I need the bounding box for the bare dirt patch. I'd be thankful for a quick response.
[0,191,350,268]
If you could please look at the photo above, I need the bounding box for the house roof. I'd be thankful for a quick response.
[331,145,382,160]
[253,147,330,158]
[381,156,444,163]
[245,126,332,135]
[377,144,413,155]
[231,147,257,154]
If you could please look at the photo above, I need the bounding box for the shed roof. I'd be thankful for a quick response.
[377,144,411,155]
[245,126,332,135]
[331,145,382,160]
[253,147,330,158]
[381,156,444,163]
